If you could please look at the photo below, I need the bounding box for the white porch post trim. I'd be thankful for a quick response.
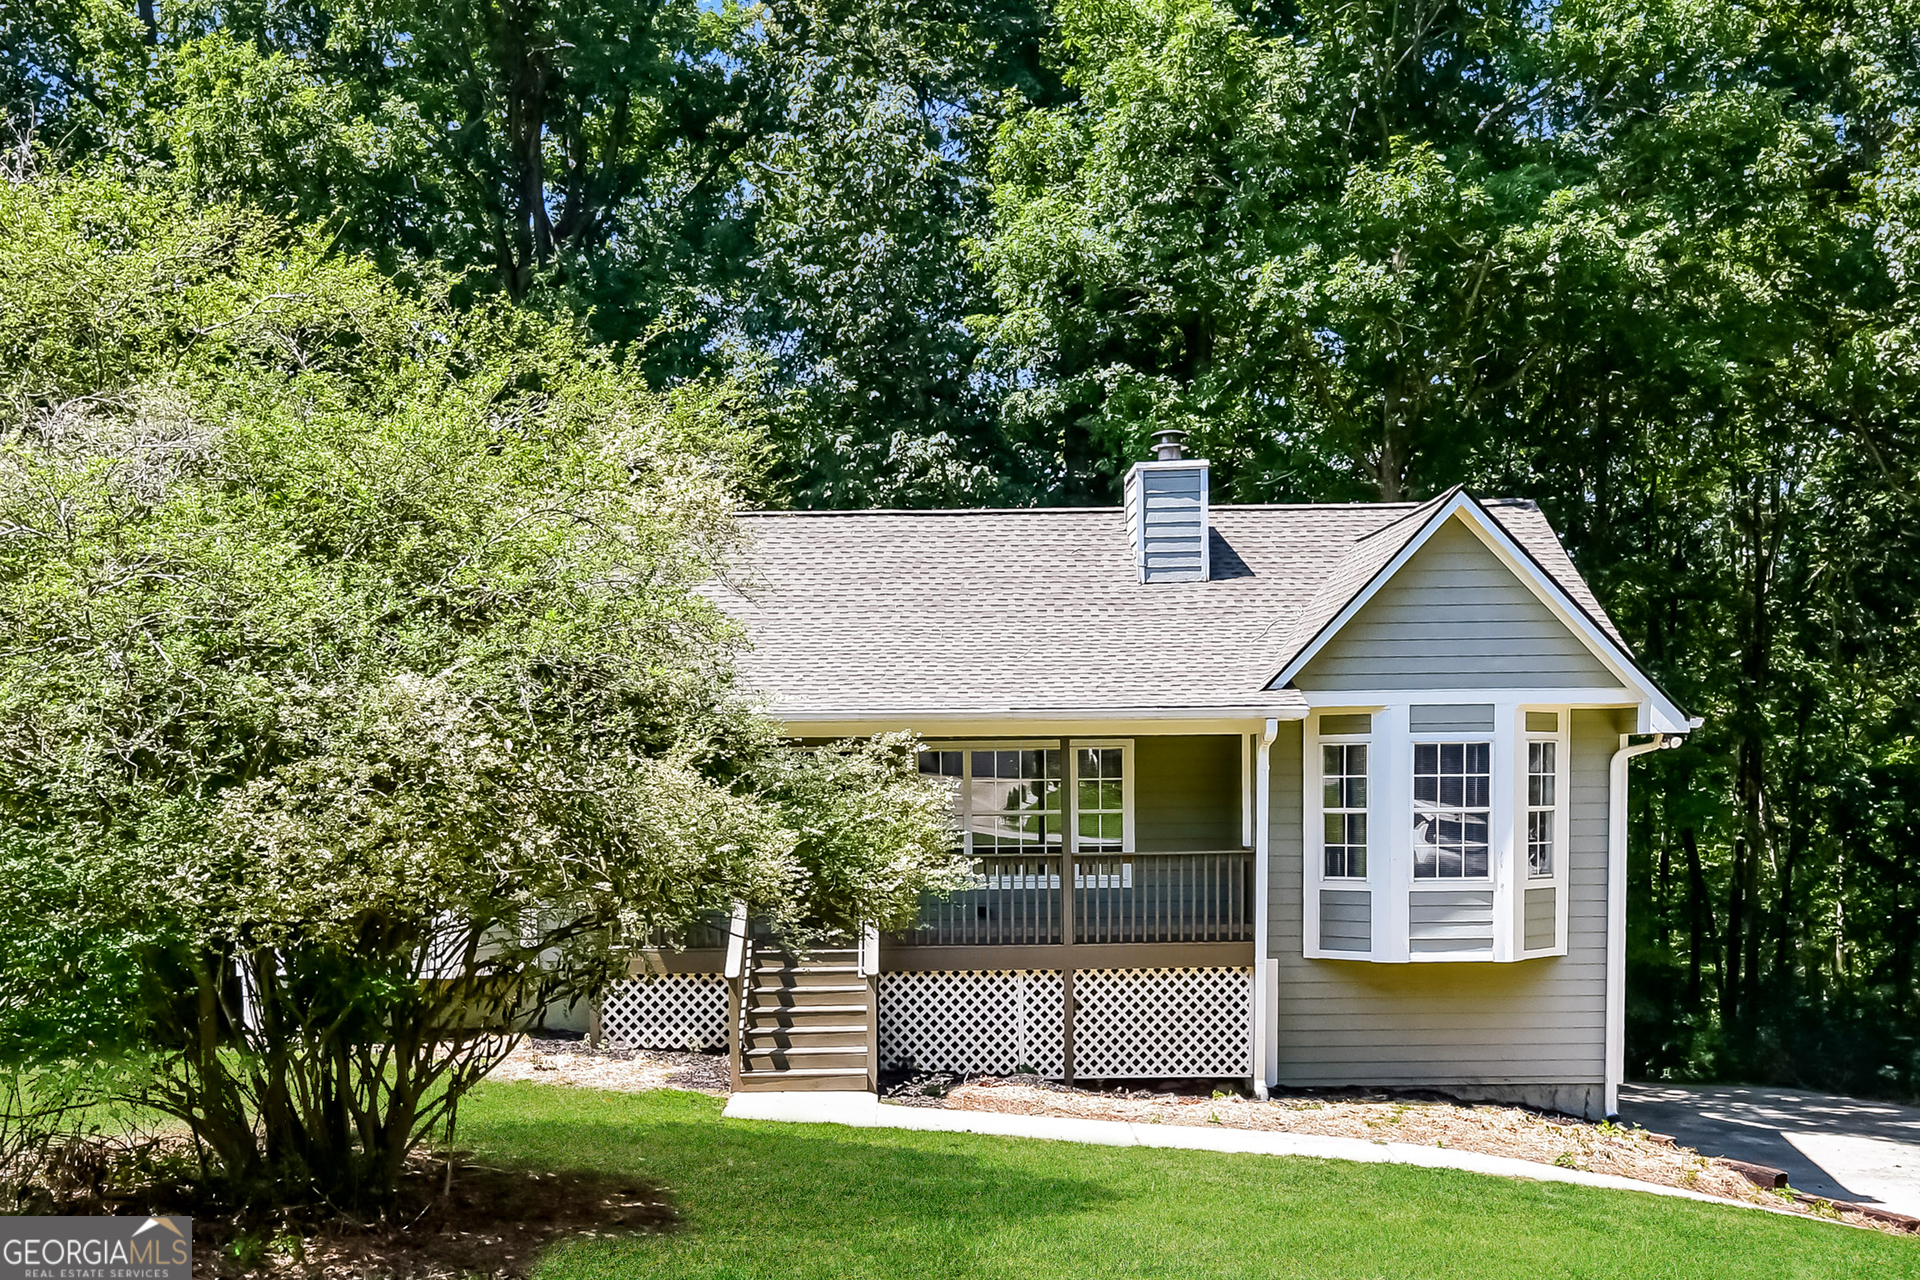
[1251,717,1279,1098]
[1606,734,1662,1117]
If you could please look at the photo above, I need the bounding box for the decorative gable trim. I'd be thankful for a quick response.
[1265,491,1691,733]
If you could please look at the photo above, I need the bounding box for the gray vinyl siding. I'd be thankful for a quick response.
[1131,466,1208,582]
[1270,709,1624,1089]
[1525,887,1558,950]
[1134,735,1242,852]
[1268,721,1306,962]
[1410,704,1495,733]
[1295,520,1620,691]
[1409,890,1494,953]
[1320,889,1371,952]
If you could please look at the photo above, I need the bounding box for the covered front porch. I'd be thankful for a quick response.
[597,732,1269,1091]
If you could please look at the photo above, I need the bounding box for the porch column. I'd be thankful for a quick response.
[1251,718,1279,1098]
[1059,736,1075,1085]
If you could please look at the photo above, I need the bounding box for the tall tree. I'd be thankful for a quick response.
[0,172,962,1204]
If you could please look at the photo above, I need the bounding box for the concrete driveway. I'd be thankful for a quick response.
[1618,1082,1920,1215]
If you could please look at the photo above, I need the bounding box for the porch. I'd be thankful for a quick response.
[598,733,1265,1090]
[887,847,1255,969]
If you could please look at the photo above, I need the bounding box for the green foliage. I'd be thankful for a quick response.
[0,172,961,1204]
[9,0,1920,1105]
[979,0,1920,1098]
[1,0,1054,503]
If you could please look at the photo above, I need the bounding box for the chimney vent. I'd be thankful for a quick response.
[1124,437,1210,583]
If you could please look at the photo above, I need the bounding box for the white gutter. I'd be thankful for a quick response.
[1251,717,1280,1099]
[1605,733,1664,1118]
[776,705,1311,724]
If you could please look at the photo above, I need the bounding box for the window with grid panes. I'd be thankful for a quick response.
[1075,747,1126,853]
[915,748,1062,857]
[1526,741,1556,877]
[1321,744,1368,878]
[1412,742,1491,879]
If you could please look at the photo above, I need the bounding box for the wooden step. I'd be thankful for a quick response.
[742,1048,868,1070]
[744,1002,867,1022]
[733,1069,871,1093]
[748,990,871,1005]
[729,1074,867,1097]
[741,1022,869,1038]
[745,1000,869,1019]
[748,970,863,989]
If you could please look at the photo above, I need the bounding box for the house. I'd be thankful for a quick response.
[594,435,1695,1120]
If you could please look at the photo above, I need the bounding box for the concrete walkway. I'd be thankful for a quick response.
[1619,1082,1920,1216]
[722,1092,1789,1218]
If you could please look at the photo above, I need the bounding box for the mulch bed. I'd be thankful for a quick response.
[190,1158,674,1280]
[487,1035,729,1095]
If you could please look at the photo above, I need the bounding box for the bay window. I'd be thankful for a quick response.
[1306,706,1573,963]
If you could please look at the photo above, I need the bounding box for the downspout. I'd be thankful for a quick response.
[1251,717,1280,1100]
[1606,733,1663,1118]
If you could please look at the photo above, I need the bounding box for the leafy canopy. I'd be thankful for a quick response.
[0,171,961,1204]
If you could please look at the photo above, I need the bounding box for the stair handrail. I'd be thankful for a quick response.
[857,921,879,978]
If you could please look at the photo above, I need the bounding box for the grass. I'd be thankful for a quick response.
[456,1082,1920,1280]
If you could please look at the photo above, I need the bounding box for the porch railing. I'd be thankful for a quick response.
[904,854,1065,946]
[897,850,1254,949]
[1073,851,1254,944]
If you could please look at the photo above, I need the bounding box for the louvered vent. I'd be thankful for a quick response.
[1124,430,1210,583]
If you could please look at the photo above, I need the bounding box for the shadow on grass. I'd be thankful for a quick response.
[466,1090,1121,1276]
[473,1115,1120,1224]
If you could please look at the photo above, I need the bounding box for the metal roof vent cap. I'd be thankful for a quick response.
[1151,428,1188,461]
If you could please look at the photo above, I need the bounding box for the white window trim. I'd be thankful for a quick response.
[1318,738,1372,882]
[920,739,1135,860]
[1067,738,1137,857]
[1304,710,1384,959]
[1407,732,1497,888]
[1303,702,1573,964]
[1516,709,1571,958]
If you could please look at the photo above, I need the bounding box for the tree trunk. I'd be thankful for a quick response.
[1725,833,1746,1028]
[1683,826,1714,1009]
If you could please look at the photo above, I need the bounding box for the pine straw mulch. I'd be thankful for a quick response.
[881,1072,1920,1237]
[488,1037,730,1096]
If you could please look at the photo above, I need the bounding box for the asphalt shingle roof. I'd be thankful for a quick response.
[709,498,1627,719]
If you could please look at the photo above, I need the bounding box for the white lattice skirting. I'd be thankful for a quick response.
[600,973,728,1052]
[879,971,1066,1077]
[878,967,1252,1080]
[1074,967,1252,1079]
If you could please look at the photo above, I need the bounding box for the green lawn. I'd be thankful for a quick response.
[457,1082,1920,1280]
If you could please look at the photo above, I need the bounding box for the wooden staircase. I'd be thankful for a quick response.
[726,910,878,1093]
